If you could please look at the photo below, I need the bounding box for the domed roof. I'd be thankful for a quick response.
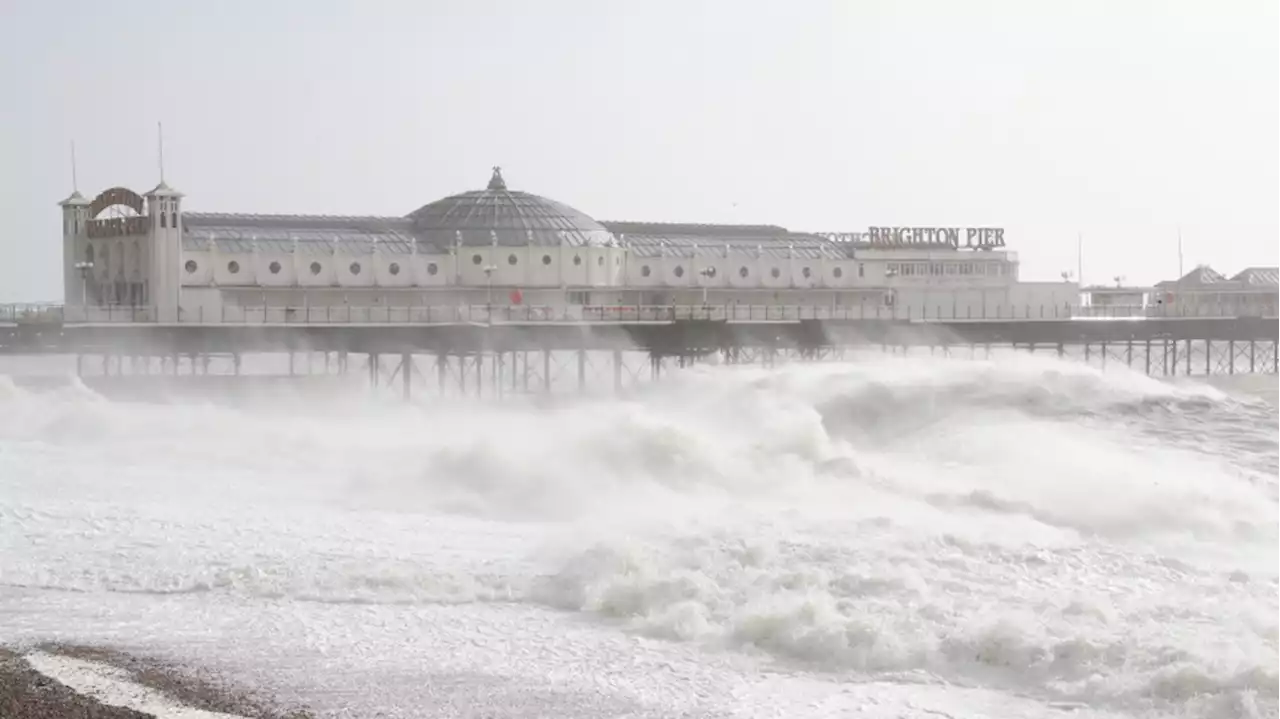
[407,167,614,249]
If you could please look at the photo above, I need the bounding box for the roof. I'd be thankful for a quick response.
[1231,267,1279,287]
[147,181,184,198]
[405,167,614,249]
[57,190,91,207]
[1155,265,1280,293]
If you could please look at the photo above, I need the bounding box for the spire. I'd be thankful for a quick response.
[487,166,507,191]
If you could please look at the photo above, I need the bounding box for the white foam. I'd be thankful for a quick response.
[23,651,251,719]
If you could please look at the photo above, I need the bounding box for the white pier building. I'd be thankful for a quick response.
[59,168,1078,324]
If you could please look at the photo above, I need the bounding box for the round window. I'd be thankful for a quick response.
[542,255,552,265]
[641,265,651,277]
[833,267,844,279]
[597,256,604,266]
[472,254,483,265]
[770,267,781,279]
[227,260,240,274]
[310,262,322,275]
[573,255,582,266]
[268,261,282,274]
[427,263,438,276]
[349,262,361,275]
[184,260,197,274]
[388,262,401,276]
[674,266,685,278]
[738,266,749,278]
[508,254,518,265]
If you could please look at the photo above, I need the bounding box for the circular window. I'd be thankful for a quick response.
[268,261,282,274]
[227,260,240,274]
[573,255,582,266]
[542,255,552,265]
[184,259,197,274]
[310,261,322,275]
[508,254,518,265]
[673,265,685,278]
[770,267,781,279]
[472,254,483,265]
[833,267,844,279]
[597,256,604,266]
[739,266,749,278]
[802,267,812,279]
[388,262,401,276]
[427,262,438,276]
[641,265,651,277]
[349,262,362,275]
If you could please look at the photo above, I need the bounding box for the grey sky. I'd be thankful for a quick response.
[2,0,1276,302]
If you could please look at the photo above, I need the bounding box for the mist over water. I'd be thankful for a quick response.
[0,352,1275,718]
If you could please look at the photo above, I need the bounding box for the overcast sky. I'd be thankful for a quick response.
[1,0,1276,302]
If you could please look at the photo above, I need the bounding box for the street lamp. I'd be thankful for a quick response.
[74,261,94,311]
[483,264,497,322]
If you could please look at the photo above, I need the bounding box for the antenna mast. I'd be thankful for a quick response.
[157,121,166,183]
[70,141,79,192]
[1076,232,1083,286]
[1177,225,1184,277]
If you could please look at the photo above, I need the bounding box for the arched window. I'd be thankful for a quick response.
[160,213,167,228]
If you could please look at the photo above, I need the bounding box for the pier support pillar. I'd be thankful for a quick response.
[401,352,412,400]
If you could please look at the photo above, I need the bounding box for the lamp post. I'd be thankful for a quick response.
[74,261,94,316]
[483,264,497,323]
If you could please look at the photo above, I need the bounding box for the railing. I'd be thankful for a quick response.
[5,302,1269,326]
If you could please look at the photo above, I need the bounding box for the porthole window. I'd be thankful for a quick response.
[310,261,322,275]
[227,260,240,274]
[388,262,401,276]
[673,265,685,278]
[508,254,518,265]
[641,265,651,277]
[542,255,552,265]
[833,267,844,279]
[427,262,438,276]
[472,254,483,265]
[739,266,749,278]
[770,267,781,279]
[573,255,582,266]
[268,261,282,274]
[349,262,362,275]
[184,259,197,274]
[802,267,812,279]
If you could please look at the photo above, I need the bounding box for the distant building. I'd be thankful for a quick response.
[60,167,1078,323]
[1153,266,1279,317]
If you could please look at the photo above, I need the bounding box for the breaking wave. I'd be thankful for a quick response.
[0,352,1275,718]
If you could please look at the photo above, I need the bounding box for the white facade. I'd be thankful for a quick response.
[61,173,1080,324]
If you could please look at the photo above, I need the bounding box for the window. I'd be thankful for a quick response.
[641,265,651,277]
[171,212,177,228]
[858,263,864,278]
[597,256,604,266]
[310,261,322,275]
[542,255,552,265]
[160,213,167,228]
[833,267,843,279]
[508,254,518,265]
[349,262,361,275]
[802,267,812,279]
[184,259,197,274]
[427,262,439,276]
[770,267,781,279]
[739,266,749,278]
[472,254,483,265]
[573,255,582,266]
[388,262,401,276]
[568,290,590,305]
[269,261,282,274]
[674,265,685,278]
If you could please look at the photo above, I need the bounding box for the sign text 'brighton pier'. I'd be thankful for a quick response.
[815,227,1006,249]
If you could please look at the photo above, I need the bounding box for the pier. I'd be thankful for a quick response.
[1,303,1274,399]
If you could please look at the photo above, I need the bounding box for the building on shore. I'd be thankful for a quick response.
[60,167,1079,323]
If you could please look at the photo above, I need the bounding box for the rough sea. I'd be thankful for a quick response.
[0,350,1276,718]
